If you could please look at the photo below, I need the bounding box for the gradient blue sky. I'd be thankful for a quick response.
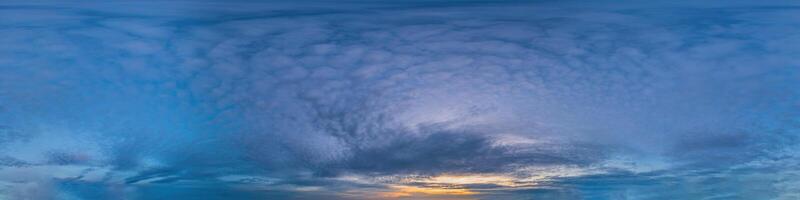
[1,0,800,199]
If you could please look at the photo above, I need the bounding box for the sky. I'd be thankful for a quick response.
[1,0,800,199]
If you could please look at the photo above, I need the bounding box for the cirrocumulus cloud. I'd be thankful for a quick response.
[1,0,800,199]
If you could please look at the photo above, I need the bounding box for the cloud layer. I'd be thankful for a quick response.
[1,0,800,199]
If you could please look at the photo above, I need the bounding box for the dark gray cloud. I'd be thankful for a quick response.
[331,130,606,175]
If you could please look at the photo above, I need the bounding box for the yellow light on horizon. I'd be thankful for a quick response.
[379,173,537,198]
[381,185,477,198]
[418,174,518,187]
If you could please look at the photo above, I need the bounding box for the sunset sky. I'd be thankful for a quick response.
[1,0,800,199]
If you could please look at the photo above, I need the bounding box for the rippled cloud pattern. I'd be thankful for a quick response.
[1,1,800,199]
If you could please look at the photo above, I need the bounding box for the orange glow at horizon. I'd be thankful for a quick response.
[381,185,477,198]
[378,173,536,198]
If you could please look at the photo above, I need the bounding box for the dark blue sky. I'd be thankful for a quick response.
[1,1,799,199]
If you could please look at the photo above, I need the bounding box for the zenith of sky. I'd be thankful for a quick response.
[1,0,800,199]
